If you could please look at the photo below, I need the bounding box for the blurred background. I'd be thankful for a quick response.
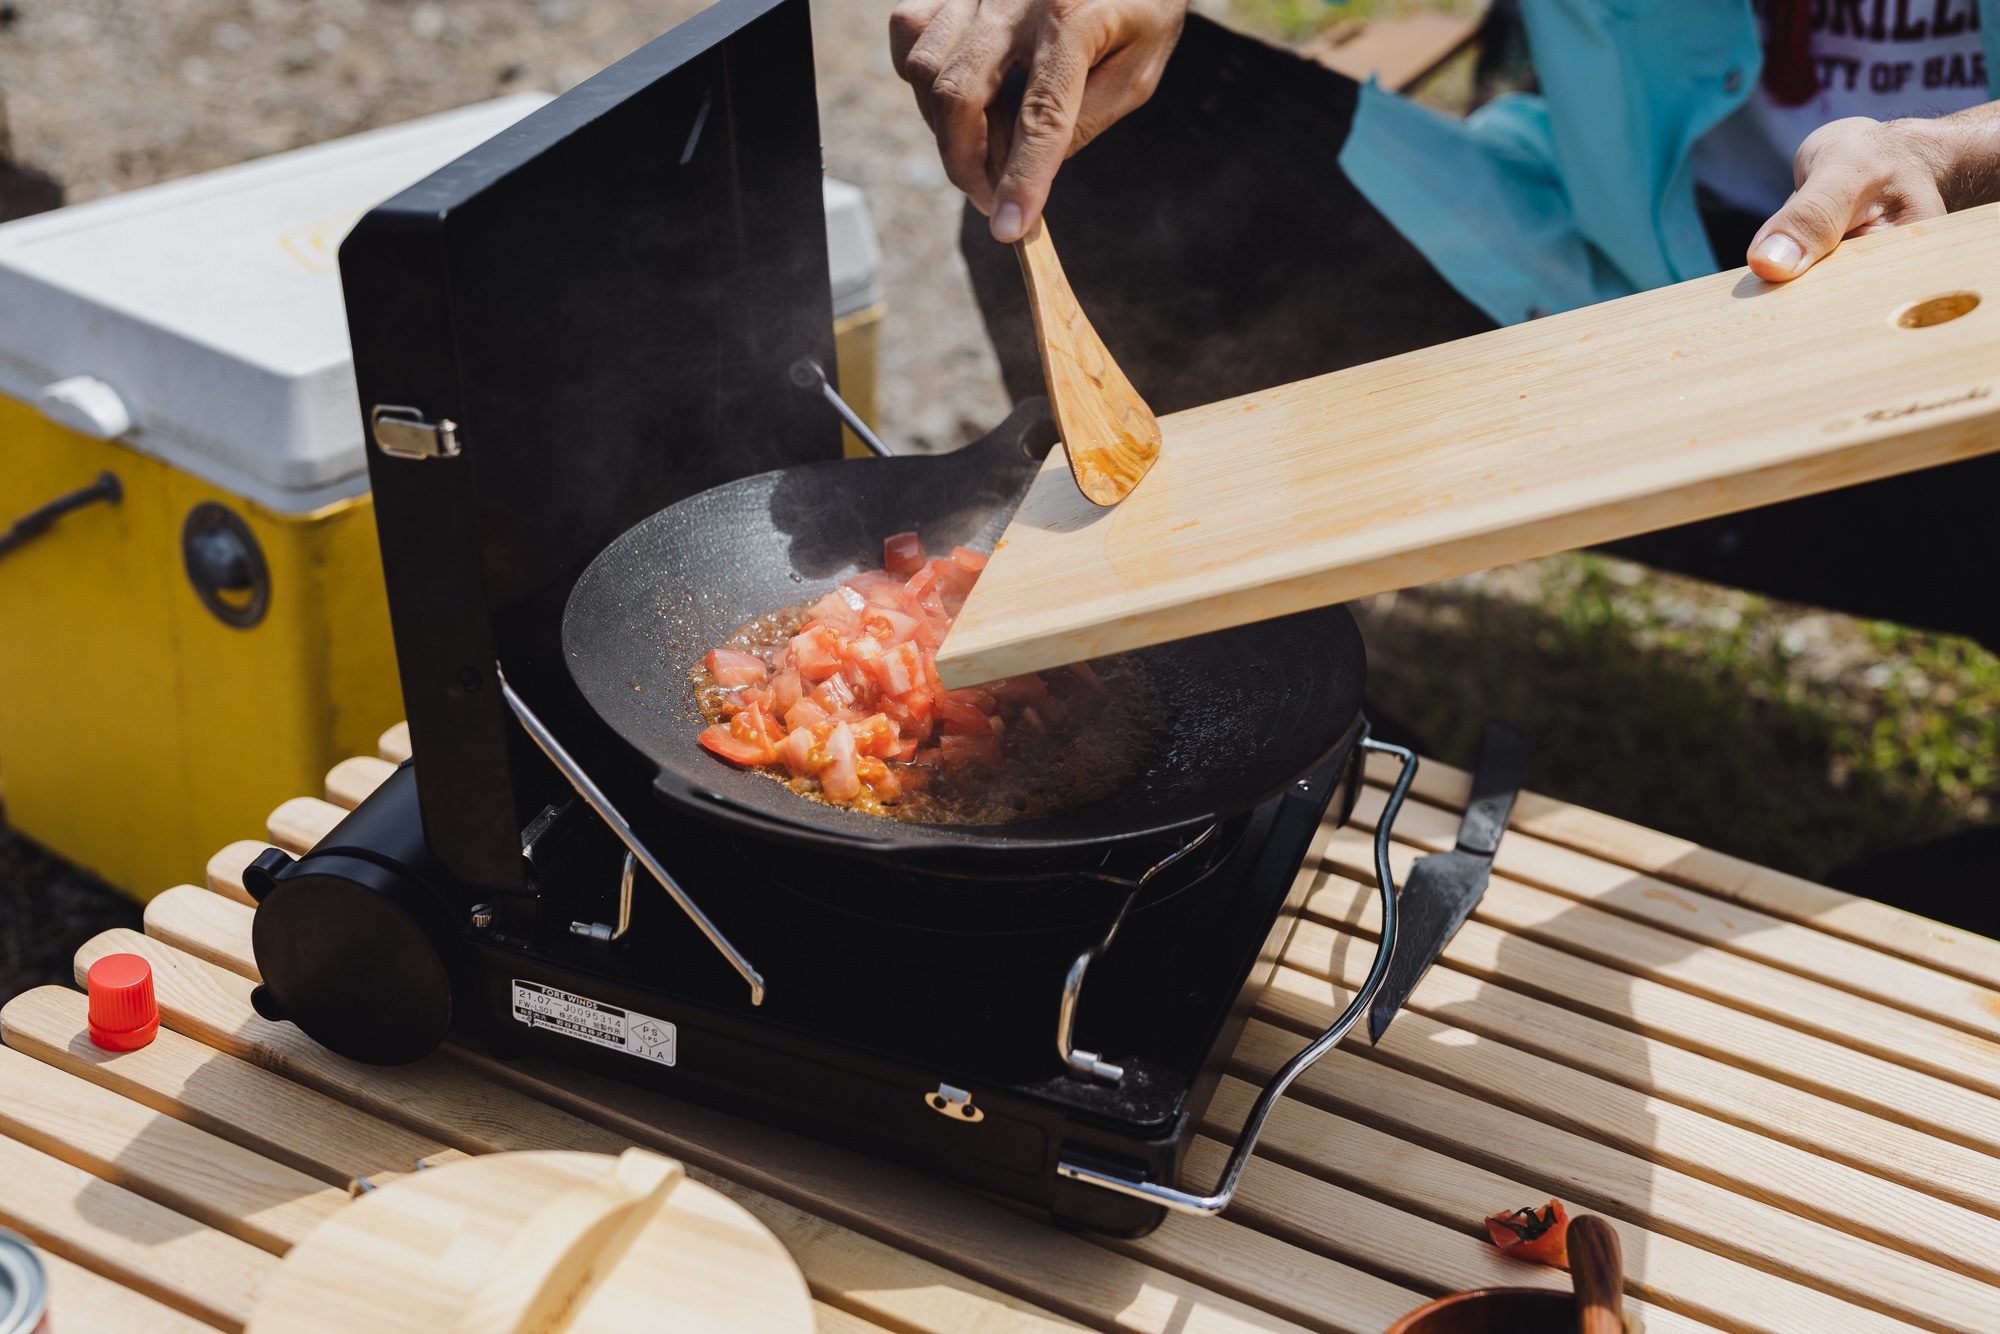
[1,0,1993,1002]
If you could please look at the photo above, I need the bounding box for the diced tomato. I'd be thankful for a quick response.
[911,747,943,767]
[865,641,924,697]
[883,531,925,577]
[704,648,768,687]
[729,702,784,758]
[939,732,1002,769]
[777,725,818,775]
[986,674,1049,709]
[770,670,803,714]
[892,738,918,761]
[1019,706,1047,735]
[845,570,909,610]
[943,686,996,713]
[1070,661,1105,690]
[935,695,991,736]
[863,605,921,645]
[785,697,832,732]
[897,763,931,790]
[855,755,901,800]
[950,545,989,572]
[1039,695,1068,725]
[822,721,861,802]
[814,673,855,712]
[700,725,774,767]
[850,712,901,758]
[1486,1200,1570,1269]
[789,624,844,682]
[927,558,977,617]
[845,635,885,661]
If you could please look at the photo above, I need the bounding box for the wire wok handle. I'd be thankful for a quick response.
[1054,733,1416,1216]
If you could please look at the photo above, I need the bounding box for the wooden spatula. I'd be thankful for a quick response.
[989,114,1162,506]
[1566,1215,1626,1334]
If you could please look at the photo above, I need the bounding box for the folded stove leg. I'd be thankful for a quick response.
[1054,733,1418,1215]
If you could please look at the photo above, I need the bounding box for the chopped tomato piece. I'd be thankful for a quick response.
[1486,1200,1570,1269]
[1019,706,1047,735]
[850,712,902,758]
[927,558,977,617]
[813,673,855,712]
[822,721,861,802]
[943,686,996,713]
[1069,661,1105,690]
[863,605,921,645]
[898,763,931,790]
[883,531,925,577]
[729,702,784,758]
[935,695,991,736]
[785,697,832,732]
[892,738,918,762]
[950,545,989,572]
[700,725,774,767]
[845,570,910,610]
[911,747,943,767]
[770,670,803,714]
[704,648,768,687]
[789,624,844,682]
[939,731,1002,769]
[865,641,924,697]
[777,725,818,775]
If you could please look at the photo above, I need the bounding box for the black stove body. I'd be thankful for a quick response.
[247,0,1400,1238]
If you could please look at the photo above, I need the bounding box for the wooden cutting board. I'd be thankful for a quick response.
[247,1149,815,1334]
[933,204,2000,687]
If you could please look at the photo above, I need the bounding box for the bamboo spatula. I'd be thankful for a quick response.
[989,115,1162,505]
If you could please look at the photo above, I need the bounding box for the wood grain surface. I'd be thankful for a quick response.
[1015,217,1162,506]
[936,205,2000,685]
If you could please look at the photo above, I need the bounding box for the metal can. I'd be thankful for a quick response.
[0,1228,49,1334]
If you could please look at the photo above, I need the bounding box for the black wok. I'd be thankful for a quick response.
[562,398,1366,869]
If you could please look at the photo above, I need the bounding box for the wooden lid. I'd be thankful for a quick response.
[248,1149,813,1334]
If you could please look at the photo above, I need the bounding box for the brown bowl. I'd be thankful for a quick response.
[1387,1287,1575,1333]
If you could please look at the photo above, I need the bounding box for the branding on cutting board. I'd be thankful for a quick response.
[510,980,677,1067]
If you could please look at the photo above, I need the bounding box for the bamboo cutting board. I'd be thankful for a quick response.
[933,204,2000,687]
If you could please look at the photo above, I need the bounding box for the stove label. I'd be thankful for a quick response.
[510,980,677,1067]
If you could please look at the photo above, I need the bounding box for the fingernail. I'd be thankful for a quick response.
[1752,232,1805,275]
[992,203,1024,243]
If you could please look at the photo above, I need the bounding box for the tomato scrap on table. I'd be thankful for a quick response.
[690,532,1157,824]
[1486,1199,1571,1269]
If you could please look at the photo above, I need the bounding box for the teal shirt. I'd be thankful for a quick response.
[1337,0,2000,326]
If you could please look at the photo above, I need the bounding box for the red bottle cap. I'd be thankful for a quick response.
[87,953,159,1051]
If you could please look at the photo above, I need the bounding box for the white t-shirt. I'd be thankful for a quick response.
[1694,2,1990,218]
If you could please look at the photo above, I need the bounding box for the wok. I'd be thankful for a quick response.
[562,398,1367,869]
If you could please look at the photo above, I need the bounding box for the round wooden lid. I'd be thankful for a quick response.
[248,1149,813,1334]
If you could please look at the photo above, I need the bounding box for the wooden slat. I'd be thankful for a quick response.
[1332,793,2000,1103]
[1261,931,2000,1288]
[43,1244,219,1334]
[1295,878,2000,1217]
[203,841,263,907]
[1236,992,2000,1332]
[1195,1081,1893,1334]
[265,797,343,855]
[1176,1136,1728,1334]
[1301,14,1483,90]
[146,885,255,978]
[812,1303,902,1334]
[935,207,2000,686]
[1362,752,2000,992]
[378,720,412,764]
[324,755,394,810]
[2,985,452,1189]
[118,897,1417,1334]
[1353,782,2000,1043]
[462,1050,1326,1334]
[74,931,1178,1334]
[0,1132,273,1331]
[1308,846,2000,1158]
[0,1044,342,1254]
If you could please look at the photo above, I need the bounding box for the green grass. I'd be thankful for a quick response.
[1358,554,2000,880]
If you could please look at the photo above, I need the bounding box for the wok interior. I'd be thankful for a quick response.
[563,410,1365,858]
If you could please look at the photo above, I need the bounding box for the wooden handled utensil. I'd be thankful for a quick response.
[988,109,1162,506]
[1566,1215,1626,1334]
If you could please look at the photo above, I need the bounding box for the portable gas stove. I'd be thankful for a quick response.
[244,0,1412,1237]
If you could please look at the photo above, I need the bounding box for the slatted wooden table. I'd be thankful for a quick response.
[5,720,2000,1334]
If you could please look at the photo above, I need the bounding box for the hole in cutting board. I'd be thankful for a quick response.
[1891,292,1980,328]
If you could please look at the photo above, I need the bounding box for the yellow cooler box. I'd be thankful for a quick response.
[0,97,552,900]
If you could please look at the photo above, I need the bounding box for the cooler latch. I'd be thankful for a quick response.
[370,405,461,460]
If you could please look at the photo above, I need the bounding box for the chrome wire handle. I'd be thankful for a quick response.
[498,669,767,1005]
[790,357,893,458]
[1057,823,1220,1083]
[1054,734,1417,1215]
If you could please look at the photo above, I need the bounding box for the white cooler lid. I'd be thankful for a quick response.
[0,95,886,514]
